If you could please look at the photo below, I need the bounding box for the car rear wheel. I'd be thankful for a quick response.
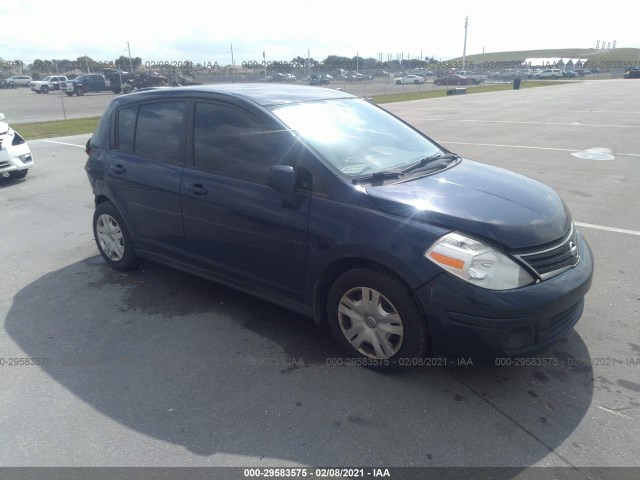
[327,269,428,369]
[66,92,74,96]
[93,202,141,271]
[76,87,85,96]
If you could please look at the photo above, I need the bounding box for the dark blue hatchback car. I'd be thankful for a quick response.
[85,84,593,368]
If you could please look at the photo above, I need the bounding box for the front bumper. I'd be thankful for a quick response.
[0,130,33,174]
[415,232,593,360]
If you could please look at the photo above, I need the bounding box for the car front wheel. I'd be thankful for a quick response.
[327,269,428,368]
[93,202,141,271]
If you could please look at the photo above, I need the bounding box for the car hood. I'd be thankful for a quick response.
[366,159,570,249]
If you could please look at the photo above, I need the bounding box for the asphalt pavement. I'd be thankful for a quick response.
[0,79,639,478]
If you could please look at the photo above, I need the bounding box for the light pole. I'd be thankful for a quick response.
[462,17,468,72]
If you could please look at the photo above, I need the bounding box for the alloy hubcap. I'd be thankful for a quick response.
[96,214,125,261]
[337,287,403,359]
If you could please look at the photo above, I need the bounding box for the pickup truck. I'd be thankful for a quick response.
[61,74,115,96]
[456,71,487,84]
[30,75,68,94]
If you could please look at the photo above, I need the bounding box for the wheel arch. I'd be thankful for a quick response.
[312,257,425,327]
[93,194,138,249]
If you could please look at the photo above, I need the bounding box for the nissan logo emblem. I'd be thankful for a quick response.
[569,241,578,258]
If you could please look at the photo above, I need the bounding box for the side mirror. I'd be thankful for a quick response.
[267,165,297,208]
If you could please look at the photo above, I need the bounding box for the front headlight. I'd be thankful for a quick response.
[425,232,535,290]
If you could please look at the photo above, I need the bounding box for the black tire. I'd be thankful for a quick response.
[395,80,402,85]
[8,169,28,179]
[413,80,419,85]
[122,85,132,94]
[41,86,49,94]
[76,87,85,96]
[327,269,428,369]
[35,90,41,94]
[66,92,74,97]
[92,201,141,271]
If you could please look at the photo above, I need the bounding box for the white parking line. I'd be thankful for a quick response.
[438,141,640,157]
[575,222,640,237]
[41,140,85,148]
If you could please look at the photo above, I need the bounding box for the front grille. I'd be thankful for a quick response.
[515,225,580,280]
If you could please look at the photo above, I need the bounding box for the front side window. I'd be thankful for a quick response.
[193,102,292,183]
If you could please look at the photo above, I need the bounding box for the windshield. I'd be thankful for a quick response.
[272,98,443,177]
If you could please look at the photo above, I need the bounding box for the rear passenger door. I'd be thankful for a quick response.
[106,100,188,260]
[181,100,311,301]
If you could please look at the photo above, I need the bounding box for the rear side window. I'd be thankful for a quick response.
[115,101,186,163]
[117,105,137,153]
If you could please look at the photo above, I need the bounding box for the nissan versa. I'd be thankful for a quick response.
[85,84,593,368]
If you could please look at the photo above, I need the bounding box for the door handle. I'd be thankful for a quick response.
[185,183,208,195]
[109,164,126,175]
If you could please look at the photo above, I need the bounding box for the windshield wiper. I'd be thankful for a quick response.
[351,170,403,184]
[401,153,459,174]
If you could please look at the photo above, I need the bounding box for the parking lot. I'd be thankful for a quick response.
[1,79,639,475]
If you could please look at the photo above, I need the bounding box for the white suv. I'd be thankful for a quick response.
[0,113,33,180]
[535,69,563,79]
[30,75,68,94]
[5,75,33,86]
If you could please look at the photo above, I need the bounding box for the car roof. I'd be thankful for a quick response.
[112,83,355,107]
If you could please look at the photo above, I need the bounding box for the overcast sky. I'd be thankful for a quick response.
[1,0,637,66]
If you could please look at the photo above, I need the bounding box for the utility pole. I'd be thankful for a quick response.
[462,16,468,71]
[127,41,133,72]
[230,43,235,82]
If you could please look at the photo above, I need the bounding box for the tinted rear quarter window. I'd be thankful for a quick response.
[115,101,186,162]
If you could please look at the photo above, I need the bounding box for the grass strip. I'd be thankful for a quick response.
[373,80,572,104]
[12,117,101,140]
